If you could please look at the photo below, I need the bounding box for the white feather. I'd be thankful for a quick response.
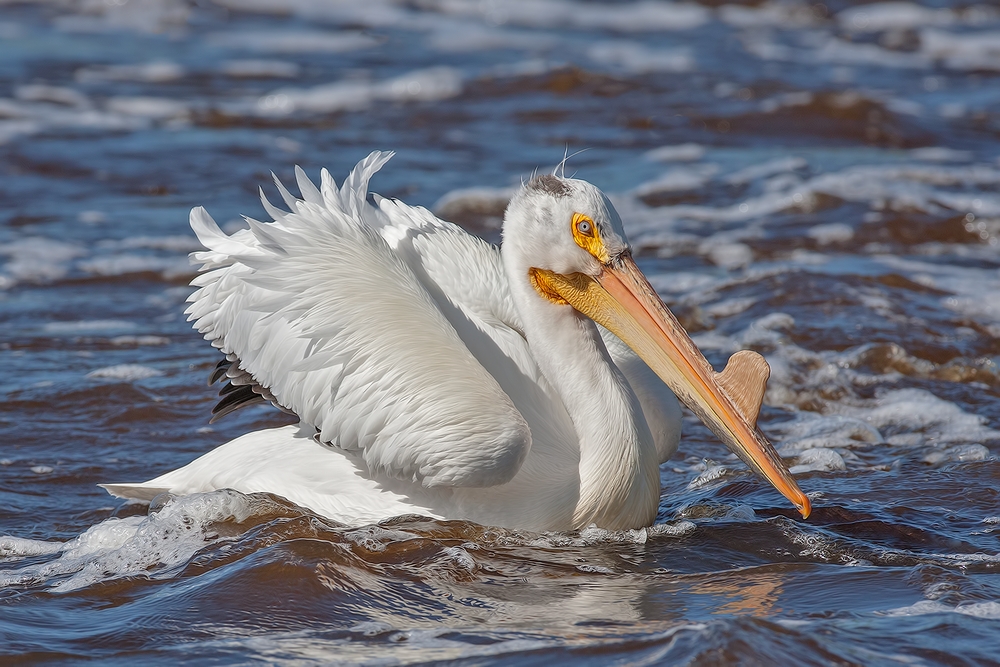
[186,153,531,489]
[104,153,683,531]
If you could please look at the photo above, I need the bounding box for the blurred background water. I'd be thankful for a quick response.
[1,0,999,664]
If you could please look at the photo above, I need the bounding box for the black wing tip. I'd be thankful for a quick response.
[208,358,231,386]
[206,353,298,422]
[210,392,267,423]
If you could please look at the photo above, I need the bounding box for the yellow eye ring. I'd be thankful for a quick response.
[571,212,609,263]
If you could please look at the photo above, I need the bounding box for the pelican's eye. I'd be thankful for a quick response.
[571,212,609,263]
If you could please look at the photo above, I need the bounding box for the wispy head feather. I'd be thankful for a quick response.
[553,147,593,179]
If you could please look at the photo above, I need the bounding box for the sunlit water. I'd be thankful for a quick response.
[2,1,999,663]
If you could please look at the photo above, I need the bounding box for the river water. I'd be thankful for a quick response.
[2,1,999,664]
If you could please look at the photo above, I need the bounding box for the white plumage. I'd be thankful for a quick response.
[103,152,809,530]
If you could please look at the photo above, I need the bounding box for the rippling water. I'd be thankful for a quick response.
[2,1,999,663]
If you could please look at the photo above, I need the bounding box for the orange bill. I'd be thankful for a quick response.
[531,255,811,518]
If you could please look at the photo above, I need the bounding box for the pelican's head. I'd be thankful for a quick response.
[503,174,811,519]
[503,174,630,279]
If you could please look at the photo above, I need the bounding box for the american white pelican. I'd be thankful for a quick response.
[102,152,810,531]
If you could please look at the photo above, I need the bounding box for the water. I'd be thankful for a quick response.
[2,0,999,663]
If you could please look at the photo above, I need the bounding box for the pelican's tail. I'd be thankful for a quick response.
[97,425,441,526]
[99,482,171,502]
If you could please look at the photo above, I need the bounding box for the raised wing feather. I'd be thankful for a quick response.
[375,196,580,469]
[185,152,530,488]
[377,198,523,333]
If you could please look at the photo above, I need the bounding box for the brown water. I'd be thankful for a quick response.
[2,1,999,664]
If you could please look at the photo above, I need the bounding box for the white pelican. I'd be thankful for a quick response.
[102,152,810,531]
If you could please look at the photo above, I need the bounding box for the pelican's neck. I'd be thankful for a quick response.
[503,251,660,530]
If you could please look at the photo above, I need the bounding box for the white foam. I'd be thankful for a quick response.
[219,59,301,78]
[255,67,461,116]
[78,210,107,224]
[0,536,64,559]
[2,100,145,133]
[790,448,847,474]
[838,388,1000,447]
[427,0,709,32]
[0,490,269,592]
[15,84,91,108]
[75,60,184,83]
[725,157,807,185]
[487,520,696,549]
[749,33,929,69]
[285,0,436,30]
[883,599,1000,620]
[783,523,867,564]
[380,67,463,102]
[622,172,831,235]
[587,42,694,73]
[207,30,379,54]
[704,242,753,269]
[648,520,697,536]
[482,59,562,79]
[442,546,477,571]
[773,414,883,454]
[0,236,85,286]
[807,223,854,245]
[54,0,190,34]
[737,4,1000,74]
[633,165,716,196]
[272,136,302,154]
[838,3,957,32]
[575,525,648,545]
[719,2,821,28]
[0,118,40,145]
[687,464,729,490]
[938,102,967,119]
[427,24,557,53]
[704,296,756,319]
[114,235,202,252]
[569,1,709,32]
[78,254,193,278]
[910,147,974,163]
[921,29,1000,72]
[682,300,1000,466]
[43,319,137,335]
[105,96,189,121]
[757,91,813,113]
[649,271,720,295]
[109,335,171,346]
[86,364,163,381]
[875,256,1000,325]
[644,143,705,162]
[822,37,933,68]
[748,162,1000,226]
[921,444,991,465]
[343,525,420,552]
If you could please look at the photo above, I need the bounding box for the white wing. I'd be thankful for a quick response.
[185,151,531,488]
[373,194,581,471]
[378,196,523,334]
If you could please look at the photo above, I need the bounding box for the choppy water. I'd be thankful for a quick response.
[2,0,999,663]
